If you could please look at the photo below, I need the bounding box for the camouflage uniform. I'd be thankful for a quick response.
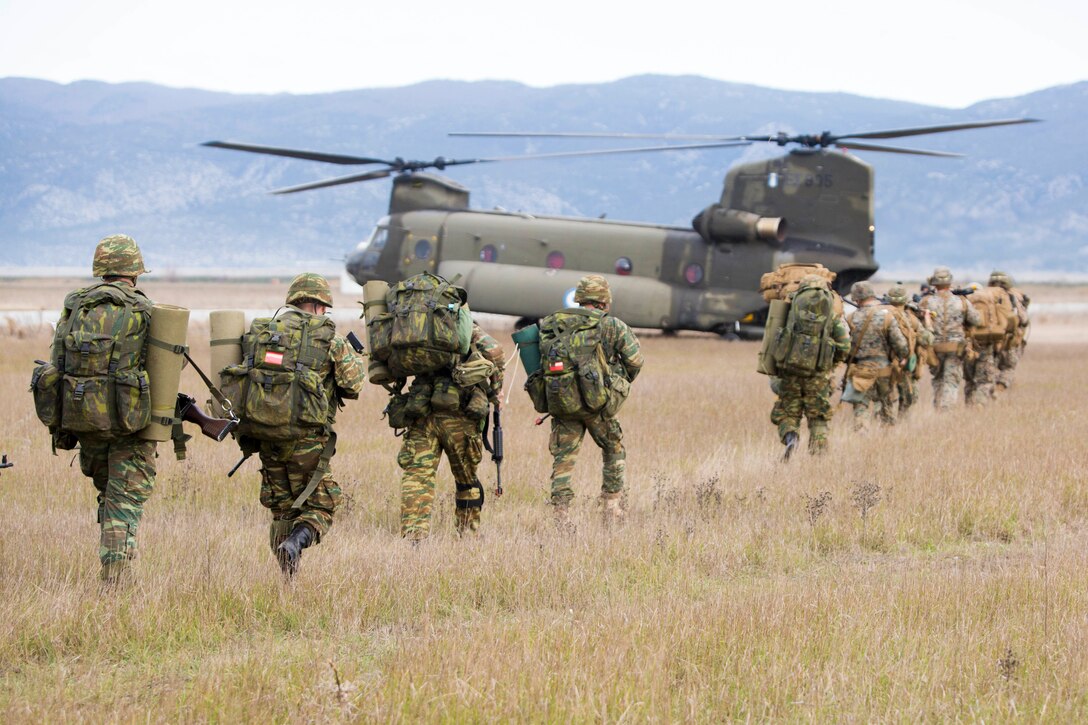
[548,276,643,506]
[918,267,981,410]
[49,235,156,583]
[242,274,365,574]
[845,282,909,428]
[768,278,850,454]
[258,330,363,543]
[992,272,1030,393]
[885,285,933,418]
[399,324,505,539]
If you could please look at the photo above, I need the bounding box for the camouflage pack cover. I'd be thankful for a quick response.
[219,309,336,441]
[368,272,471,379]
[31,282,154,438]
[538,308,611,420]
[770,285,839,377]
[92,234,148,278]
[286,272,334,307]
[759,263,836,303]
[967,286,1016,344]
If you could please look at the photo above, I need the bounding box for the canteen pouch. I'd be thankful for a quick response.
[465,386,490,420]
[430,378,461,412]
[384,391,414,429]
[545,369,586,419]
[405,380,433,419]
[524,369,548,414]
[602,375,631,418]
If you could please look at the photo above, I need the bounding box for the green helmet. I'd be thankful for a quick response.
[286,272,334,308]
[574,274,612,305]
[929,266,954,286]
[850,280,876,302]
[989,270,1012,289]
[886,283,909,306]
[92,234,148,278]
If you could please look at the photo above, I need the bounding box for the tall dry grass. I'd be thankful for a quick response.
[1,282,1086,721]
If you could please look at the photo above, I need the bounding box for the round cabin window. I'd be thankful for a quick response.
[414,239,432,260]
[684,263,704,285]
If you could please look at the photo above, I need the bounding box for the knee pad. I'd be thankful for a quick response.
[455,479,484,509]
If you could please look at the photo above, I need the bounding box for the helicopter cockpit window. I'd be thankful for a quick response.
[546,251,565,270]
[615,257,633,276]
[414,239,432,260]
[684,263,704,286]
[480,244,498,263]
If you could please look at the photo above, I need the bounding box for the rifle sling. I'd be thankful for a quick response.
[291,430,336,509]
[183,352,236,418]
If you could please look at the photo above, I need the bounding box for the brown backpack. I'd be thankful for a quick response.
[759,263,837,302]
[967,286,1015,343]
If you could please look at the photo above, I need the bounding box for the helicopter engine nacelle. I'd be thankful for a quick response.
[692,206,787,245]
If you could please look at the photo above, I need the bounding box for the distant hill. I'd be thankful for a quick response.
[1,75,1084,278]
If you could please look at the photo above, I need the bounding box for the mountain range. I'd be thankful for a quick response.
[1,75,1085,279]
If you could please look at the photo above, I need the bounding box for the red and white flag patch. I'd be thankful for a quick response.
[548,361,564,372]
[264,351,284,366]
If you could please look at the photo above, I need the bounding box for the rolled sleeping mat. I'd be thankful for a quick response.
[209,310,245,415]
[362,280,393,385]
[138,304,191,441]
[756,299,789,376]
[511,323,541,376]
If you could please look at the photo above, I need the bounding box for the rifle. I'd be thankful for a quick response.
[483,405,504,497]
[176,393,238,442]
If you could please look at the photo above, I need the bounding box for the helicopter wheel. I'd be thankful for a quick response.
[714,324,742,341]
[514,316,539,330]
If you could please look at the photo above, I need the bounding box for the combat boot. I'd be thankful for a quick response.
[277,523,315,577]
[600,491,626,527]
[782,431,800,461]
[99,559,130,591]
[455,507,481,537]
[552,500,574,532]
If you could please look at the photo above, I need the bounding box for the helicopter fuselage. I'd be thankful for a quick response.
[347,150,879,332]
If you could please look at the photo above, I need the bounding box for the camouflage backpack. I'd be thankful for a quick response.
[771,285,839,377]
[219,309,336,441]
[30,282,153,439]
[367,272,472,379]
[537,308,612,420]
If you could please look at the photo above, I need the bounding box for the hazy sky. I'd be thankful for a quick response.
[1,0,1085,108]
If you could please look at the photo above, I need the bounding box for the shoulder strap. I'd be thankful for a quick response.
[846,307,877,368]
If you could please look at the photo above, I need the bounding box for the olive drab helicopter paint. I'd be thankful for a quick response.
[203,118,1037,333]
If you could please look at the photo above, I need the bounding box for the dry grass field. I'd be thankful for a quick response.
[1,280,1087,721]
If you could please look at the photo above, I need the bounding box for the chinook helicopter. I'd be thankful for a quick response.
[204,117,1036,334]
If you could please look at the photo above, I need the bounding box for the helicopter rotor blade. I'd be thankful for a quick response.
[450,131,750,142]
[831,118,1040,142]
[833,142,964,158]
[203,140,392,166]
[473,140,752,163]
[271,168,395,194]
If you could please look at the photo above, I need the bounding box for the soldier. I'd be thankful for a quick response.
[37,235,157,585]
[844,281,909,428]
[884,283,934,417]
[918,266,981,410]
[990,270,1030,395]
[768,275,850,458]
[228,273,364,576]
[542,275,642,523]
[964,277,1017,405]
[397,322,505,540]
